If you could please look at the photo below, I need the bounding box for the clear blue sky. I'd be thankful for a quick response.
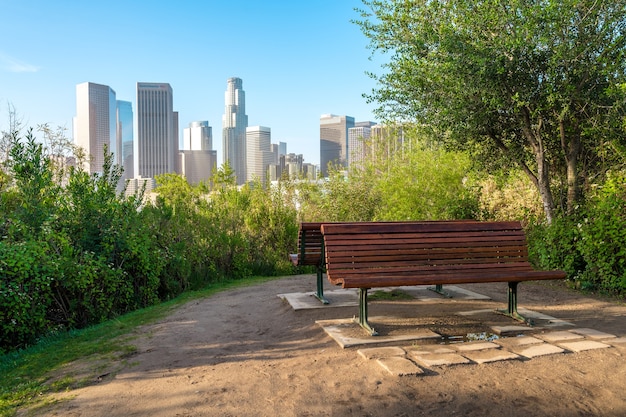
[0,0,384,166]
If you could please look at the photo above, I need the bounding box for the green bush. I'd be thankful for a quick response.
[576,172,626,293]
[528,171,626,295]
[0,240,55,351]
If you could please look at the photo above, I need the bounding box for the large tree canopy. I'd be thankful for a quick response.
[356,0,626,222]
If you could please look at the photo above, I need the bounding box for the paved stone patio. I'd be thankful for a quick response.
[280,286,626,376]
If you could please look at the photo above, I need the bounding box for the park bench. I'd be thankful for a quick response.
[290,222,329,303]
[321,221,567,335]
[290,221,460,304]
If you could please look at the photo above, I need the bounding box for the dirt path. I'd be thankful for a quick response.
[33,274,626,417]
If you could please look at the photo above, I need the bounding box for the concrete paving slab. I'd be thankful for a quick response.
[409,352,472,367]
[605,337,626,349]
[569,328,616,340]
[461,349,521,364]
[394,285,491,300]
[512,343,565,358]
[376,357,424,376]
[494,336,545,349]
[455,341,500,352]
[558,340,612,352]
[517,308,575,327]
[536,330,585,343]
[357,346,406,360]
[316,317,442,348]
[491,325,532,336]
[408,345,457,355]
[278,289,358,310]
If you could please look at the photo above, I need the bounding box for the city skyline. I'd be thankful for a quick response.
[0,1,383,166]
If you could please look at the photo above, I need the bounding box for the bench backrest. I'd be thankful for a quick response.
[294,220,470,267]
[295,222,326,267]
[321,221,548,288]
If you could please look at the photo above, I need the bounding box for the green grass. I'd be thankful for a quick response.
[0,275,281,417]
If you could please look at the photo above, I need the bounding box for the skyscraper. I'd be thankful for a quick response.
[180,121,216,185]
[246,126,273,184]
[116,100,133,180]
[183,121,212,151]
[348,121,377,168]
[320,114,354,177]
[75,82,117,173]
[222,77,248,184]
[136,82,178,178]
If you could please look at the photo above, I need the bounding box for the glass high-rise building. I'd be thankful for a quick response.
[75,82,117,173]
[116,100,133,180]
[136,82,178,178]
[222,77,248,184]
[320,114,354,177]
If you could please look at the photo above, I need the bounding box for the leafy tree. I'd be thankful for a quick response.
[356,0,626,222]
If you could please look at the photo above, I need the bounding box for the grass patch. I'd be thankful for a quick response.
[368,289,414,301]
[0,275,282,417]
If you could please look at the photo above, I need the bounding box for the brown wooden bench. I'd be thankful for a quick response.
[289,221,463,304]
[321,221,567,335]
[290,222,328,303]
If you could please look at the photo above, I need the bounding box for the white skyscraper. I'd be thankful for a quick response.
[222,77,248,184]
[180,120,216,185]
[246,126,273,184]
[136,82,178,178]
[183,121,212,151]
[75,82,117,173]
[348,121,377,168]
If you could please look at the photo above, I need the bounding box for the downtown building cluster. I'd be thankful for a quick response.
[73,77,318,190]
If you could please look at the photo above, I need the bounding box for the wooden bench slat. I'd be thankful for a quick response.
[334,270,566,288]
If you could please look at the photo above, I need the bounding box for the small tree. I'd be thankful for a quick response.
[356,0,626,223]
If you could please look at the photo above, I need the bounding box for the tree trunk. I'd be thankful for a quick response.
[535,146,555,224]
[519,109,556,224]
[560,119,582,214]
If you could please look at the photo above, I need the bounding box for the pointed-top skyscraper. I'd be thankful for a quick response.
[222,77,248,184]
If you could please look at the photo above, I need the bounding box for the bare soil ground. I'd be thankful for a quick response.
[27,274,626,417]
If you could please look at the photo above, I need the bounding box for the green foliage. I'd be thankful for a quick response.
[297,135,480,222]
[356,0,626,222]
[0,241,54,350]
[372,144,478,220]
[576,172,626,292]
[528,171,626,294]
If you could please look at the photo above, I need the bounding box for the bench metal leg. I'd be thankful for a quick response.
[428,284,452,298]
[355,288,378,336]
[496,282,534,325]
[314,268,330,304]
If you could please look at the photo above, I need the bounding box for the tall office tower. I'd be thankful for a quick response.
[320,114,354,177]
[284,153,304,178]
[136,82,178,178]
[222,77,248,184]
[278,141,287,156]
[348,121,377,168]
[116,100,133,179]
[183,121,212,151]
[180,121,216,185]
[75,82,117,173]
[371,124,405,164]
[246,126,273,184]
